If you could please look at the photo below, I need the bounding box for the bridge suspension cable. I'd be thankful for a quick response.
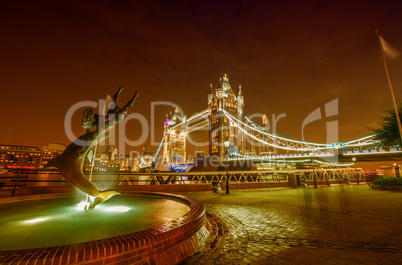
[243,114,380,149]
[151,138,164,162]
[167,109,209,133]
[140,138,164,167]
[223,110,380,151]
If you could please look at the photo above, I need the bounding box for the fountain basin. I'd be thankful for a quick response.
[0,191,210,265]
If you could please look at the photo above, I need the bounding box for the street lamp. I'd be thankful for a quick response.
[352,157,359,185]
[309,152,317,189]
[224,138,230,194]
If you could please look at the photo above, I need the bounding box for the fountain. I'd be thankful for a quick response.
[0,88,210,264]
[0,192,210,264]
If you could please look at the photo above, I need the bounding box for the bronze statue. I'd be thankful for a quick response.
[48,87,138,209]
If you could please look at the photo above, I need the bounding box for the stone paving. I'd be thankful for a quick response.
[181,185,402,264]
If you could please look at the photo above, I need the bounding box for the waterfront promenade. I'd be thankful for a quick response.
[184,185,402,264]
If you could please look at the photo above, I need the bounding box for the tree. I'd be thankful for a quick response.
[369,106,402,149]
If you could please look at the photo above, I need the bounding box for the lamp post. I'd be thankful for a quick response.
[352,157,358,185]
[224,138,230,194]
[393,163,398,177]
[309,152,317,189]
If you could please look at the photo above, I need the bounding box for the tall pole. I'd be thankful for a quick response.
[355,162,359,185]
[226,163,229,194]
[353,157,359,185]
[310,153,317,189]
[376,30,402,141]
[224,139,230,194]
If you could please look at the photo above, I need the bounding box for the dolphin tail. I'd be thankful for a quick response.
[88,189,120,209]
[100,189,121,201]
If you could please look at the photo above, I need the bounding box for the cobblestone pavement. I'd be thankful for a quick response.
[182,185,402,264]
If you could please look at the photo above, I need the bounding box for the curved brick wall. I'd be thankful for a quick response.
[0,192,210,265]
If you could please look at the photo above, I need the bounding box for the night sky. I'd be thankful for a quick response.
[2,0,402,157]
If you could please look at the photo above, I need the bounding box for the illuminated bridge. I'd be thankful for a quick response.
[141,74,402,170]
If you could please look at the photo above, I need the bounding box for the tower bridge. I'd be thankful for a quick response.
[142,74,402,170]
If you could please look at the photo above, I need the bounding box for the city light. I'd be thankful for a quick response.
[25,217,47,224]
[105,206,130,212]
[77,201,90,210]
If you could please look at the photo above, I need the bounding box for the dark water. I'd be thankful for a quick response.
[0,195,190,251]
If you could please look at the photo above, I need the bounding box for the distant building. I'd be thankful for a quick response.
[83,146,132,172]
[40,143,66,168]
[107,146,118,161]
[131,156,139,172]
[119,154,131,171]
[0,143,132,172]
[0,144,42,170]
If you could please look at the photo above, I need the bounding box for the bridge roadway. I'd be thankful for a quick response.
[177,149,402,172]
[227,147,402,163]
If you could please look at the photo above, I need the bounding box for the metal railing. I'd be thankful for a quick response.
[0,168,365,189]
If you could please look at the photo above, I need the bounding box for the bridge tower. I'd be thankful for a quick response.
[162,108,186,163]
[208,74,245,157]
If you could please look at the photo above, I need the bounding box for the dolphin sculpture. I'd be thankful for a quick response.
[48,88,138,209]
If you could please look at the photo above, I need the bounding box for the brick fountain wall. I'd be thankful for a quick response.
[0,192,211,265]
